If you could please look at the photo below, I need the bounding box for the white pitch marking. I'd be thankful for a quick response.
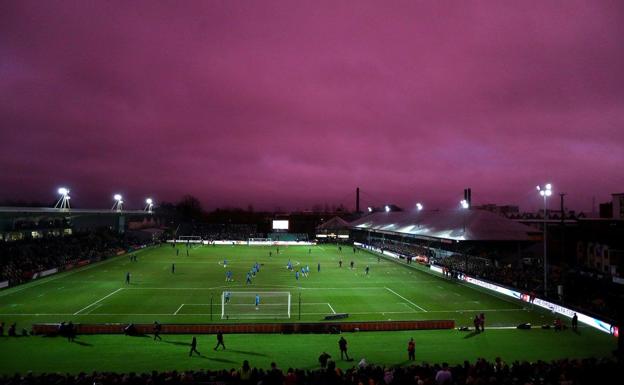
[385,287,427,312]
[82,303,103,315]
[73,288,124,315]
[173,304,185,315]
[327,303,336,314]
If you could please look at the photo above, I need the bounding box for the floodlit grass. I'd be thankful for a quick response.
[0,244,616,373]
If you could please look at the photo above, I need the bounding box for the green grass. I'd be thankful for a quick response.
[0,244,616,374]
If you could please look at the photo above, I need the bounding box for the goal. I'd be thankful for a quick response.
[221,291,291,319]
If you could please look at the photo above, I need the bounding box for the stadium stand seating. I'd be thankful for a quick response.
[0,231,149,286]
[268,232,308,242]
[369,239,621,322]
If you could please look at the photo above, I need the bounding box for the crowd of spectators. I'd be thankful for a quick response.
[0,357,621,385]
[178,223,263,241]
[367,240,622,321]
[0,231,142,285]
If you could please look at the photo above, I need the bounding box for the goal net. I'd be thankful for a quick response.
[221,291,291,320]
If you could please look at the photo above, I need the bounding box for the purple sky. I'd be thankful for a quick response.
[1,1,623,212]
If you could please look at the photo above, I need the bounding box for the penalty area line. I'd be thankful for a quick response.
[385,287,427,312]
[73,288,124,315]
[327,303,336,314]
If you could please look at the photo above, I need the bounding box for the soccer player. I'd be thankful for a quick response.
[339,259,343,268]
[172,263,175,274]
[214,330,226,350]
[338,336,350,360]
[407,338,415,361]
[479,313,485,332]
[189,336,200,356]
[246,272,252,285]
[339,246,342,252]
[572,313,578,331]
[153,321,162,341]
[309,248,311,254]
[223,259,228,268]
[176,249,179,256]
[251,266,257,277]
[473,315,481,333]
[255,294,260,309]
[125,272,130,284]
[365,265,370,275]
[269,251,272,257]
[287,260,293,271]
[350,261,354,269]
[295,270,299,281]
[318,263,321,272]
[305,265,310,276]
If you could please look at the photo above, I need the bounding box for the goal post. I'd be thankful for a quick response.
[221,291,291,320]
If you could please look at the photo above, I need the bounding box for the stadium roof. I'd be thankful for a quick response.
[350,210,540,242]
[317,216,350,231]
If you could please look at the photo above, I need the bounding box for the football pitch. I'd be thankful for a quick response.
[0,244,616,373]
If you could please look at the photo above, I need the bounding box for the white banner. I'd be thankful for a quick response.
[0,281,8,289]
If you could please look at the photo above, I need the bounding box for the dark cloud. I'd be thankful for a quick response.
[1,0,623,211]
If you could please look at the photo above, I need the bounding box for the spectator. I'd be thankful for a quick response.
[435,362,452,385]
[319,352,331,368]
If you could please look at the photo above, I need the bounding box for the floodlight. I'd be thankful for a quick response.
[145,198,154,213]
[416,203,423,211]
[367,207,373,212]
[385,205,390,212]
[54,187,71,210]
[460,200,469,209]
[112,194,124,211]
[536,182,553,298]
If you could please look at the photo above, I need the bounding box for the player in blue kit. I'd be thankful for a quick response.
[246,272,252,285]
[255,294,260,309]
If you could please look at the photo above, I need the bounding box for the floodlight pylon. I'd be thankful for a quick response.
[54,187,71,210]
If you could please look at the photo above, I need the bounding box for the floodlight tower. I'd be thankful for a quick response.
[112,194,124,212]
[54,188,71,210]
[460,199,469,234]
[537,183,553,297]
[145,198,154,213]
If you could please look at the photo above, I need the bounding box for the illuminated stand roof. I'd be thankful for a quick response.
[350,210,539,242]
